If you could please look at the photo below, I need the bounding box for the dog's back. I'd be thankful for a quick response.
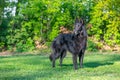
[51,33,75,50]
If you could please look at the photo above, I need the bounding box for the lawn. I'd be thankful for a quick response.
[0,52,120,80]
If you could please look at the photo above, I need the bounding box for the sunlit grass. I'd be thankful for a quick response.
[0,52,120,80]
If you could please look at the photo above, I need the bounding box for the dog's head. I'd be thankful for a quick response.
[74,18,84,36]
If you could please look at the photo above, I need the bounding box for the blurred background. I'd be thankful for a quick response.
[0,0,120,53]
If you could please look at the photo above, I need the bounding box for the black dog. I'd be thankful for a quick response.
[49,18,87,69]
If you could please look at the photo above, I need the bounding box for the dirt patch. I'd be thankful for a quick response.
[0,51,12,56]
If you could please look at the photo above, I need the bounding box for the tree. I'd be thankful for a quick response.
[89,0,120,46]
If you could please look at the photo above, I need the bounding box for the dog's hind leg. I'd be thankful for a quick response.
[59,50,66,66]
[51,50,60,67]
[52,53,60,67]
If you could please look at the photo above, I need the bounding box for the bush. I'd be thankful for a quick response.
[87,39,98,52]
[16,38,35,52]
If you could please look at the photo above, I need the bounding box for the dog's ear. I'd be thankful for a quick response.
[79,18,84,25]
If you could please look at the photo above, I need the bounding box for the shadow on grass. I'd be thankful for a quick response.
[61,64,73,67]
[84,61,113,68]
[84,54,120,68]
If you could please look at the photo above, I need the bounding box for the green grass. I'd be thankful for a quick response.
[0,52,120,80]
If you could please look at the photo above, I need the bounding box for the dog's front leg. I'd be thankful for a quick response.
[52,58,55,67]
[79,50,85,68]
[79,53,84,68]
[72,54,78,70]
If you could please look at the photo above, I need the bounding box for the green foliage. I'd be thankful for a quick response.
[1,0,120,52]
[0,42,4,51]
[87,39,98,51]
[89,0,120,46]
[16,38,35,52]
[0,53,120,79]
[48,26,60,41]
[45,42,51,48]
[1,0,90,52]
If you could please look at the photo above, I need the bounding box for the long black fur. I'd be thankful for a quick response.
[49,18,87,70]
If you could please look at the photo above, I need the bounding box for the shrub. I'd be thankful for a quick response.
[87,39,98,52]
